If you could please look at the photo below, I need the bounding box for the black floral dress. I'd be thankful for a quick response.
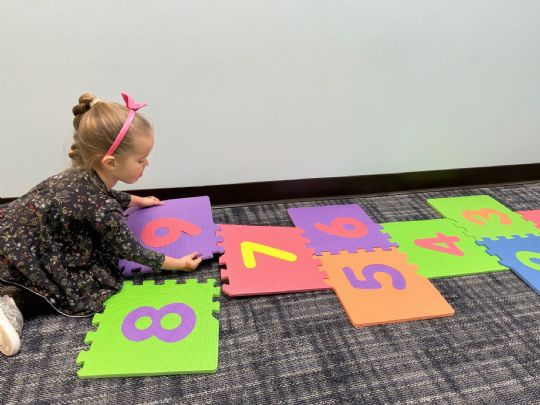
[0,168,164,317]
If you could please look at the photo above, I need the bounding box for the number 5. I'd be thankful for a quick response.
[343,264,406,290]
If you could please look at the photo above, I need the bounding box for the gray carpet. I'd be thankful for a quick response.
[1,183,540,404]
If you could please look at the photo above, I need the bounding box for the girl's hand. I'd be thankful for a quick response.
[162,252,203,272]
[180,252,203,271]
[128,194,164,208]
[139,196,163,208]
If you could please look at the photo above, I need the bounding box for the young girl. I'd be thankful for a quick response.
[0,92,202,356]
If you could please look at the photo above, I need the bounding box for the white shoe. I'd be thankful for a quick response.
[0,295,23,356]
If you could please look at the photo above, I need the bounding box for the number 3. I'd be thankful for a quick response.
[462,208,511,226]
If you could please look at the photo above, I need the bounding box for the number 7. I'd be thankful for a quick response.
[240,241,298,269]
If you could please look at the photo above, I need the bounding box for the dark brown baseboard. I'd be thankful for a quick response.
[2,163,539,206]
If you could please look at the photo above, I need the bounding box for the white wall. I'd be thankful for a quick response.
[1,1,539,198]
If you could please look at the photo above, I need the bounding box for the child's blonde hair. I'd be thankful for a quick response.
[69,93,152,170]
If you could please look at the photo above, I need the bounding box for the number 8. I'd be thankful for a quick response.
[121,303,196,343]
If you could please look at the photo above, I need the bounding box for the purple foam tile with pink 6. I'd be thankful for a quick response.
[119,196,222,276]
[287,204,396,255]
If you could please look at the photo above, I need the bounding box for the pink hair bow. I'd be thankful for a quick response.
[104,92,148,157]
[121,92,148,111]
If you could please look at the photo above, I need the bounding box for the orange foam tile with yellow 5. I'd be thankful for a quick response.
[319,248,455,327]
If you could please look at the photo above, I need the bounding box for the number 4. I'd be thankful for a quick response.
[414,233,464,256]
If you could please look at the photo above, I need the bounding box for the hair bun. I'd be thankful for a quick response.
[72,92,97,129]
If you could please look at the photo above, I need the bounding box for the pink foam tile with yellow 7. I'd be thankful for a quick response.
[218,224,330,297]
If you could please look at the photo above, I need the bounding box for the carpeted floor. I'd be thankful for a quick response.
[1,182,540,404]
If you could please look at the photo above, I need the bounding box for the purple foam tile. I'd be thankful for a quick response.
[120,196,220,276]
[287,204,395,255]
[119,260,152,276]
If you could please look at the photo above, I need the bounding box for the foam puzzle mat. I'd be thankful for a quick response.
[76,279,221,378]
[119,197,222,276]
[382,219,508,278]
[79,194,540,378]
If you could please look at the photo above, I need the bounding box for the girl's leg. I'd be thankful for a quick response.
[0,282,53,318]
[0,294,23,356]
[0,283,52,356]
